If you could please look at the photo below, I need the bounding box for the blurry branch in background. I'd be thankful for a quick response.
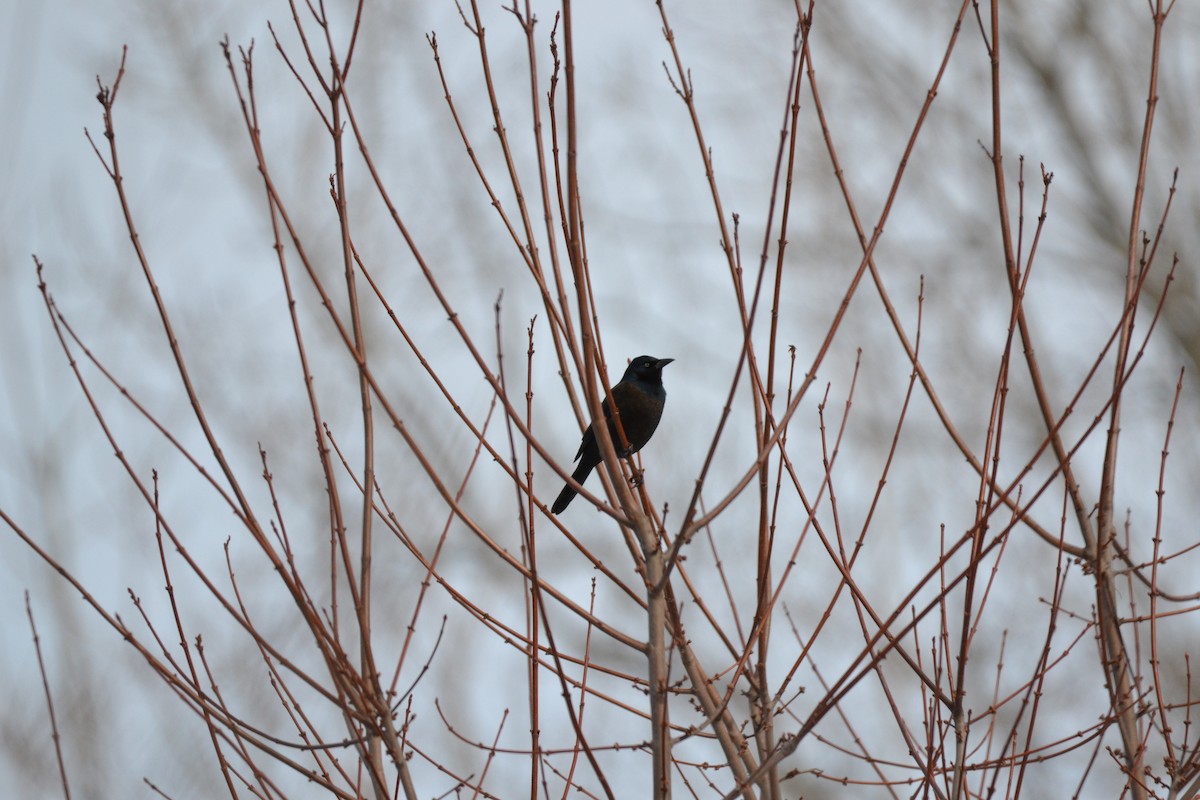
[24,594,72,800]
[5,0,1199,798]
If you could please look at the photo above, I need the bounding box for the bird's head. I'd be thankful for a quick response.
[621,355,674,385]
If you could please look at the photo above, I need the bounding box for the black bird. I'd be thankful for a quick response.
[551,355,674,514]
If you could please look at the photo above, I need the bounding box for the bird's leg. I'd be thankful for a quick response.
[628,464,645,488]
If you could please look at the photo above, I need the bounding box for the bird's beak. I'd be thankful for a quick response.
[656,358,675,369]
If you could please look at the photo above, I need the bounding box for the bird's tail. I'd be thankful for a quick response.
[551,460,596,514]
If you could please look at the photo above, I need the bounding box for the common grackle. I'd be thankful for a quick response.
[551,355,674,514]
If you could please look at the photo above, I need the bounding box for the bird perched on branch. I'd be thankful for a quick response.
[551,355,674,514]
